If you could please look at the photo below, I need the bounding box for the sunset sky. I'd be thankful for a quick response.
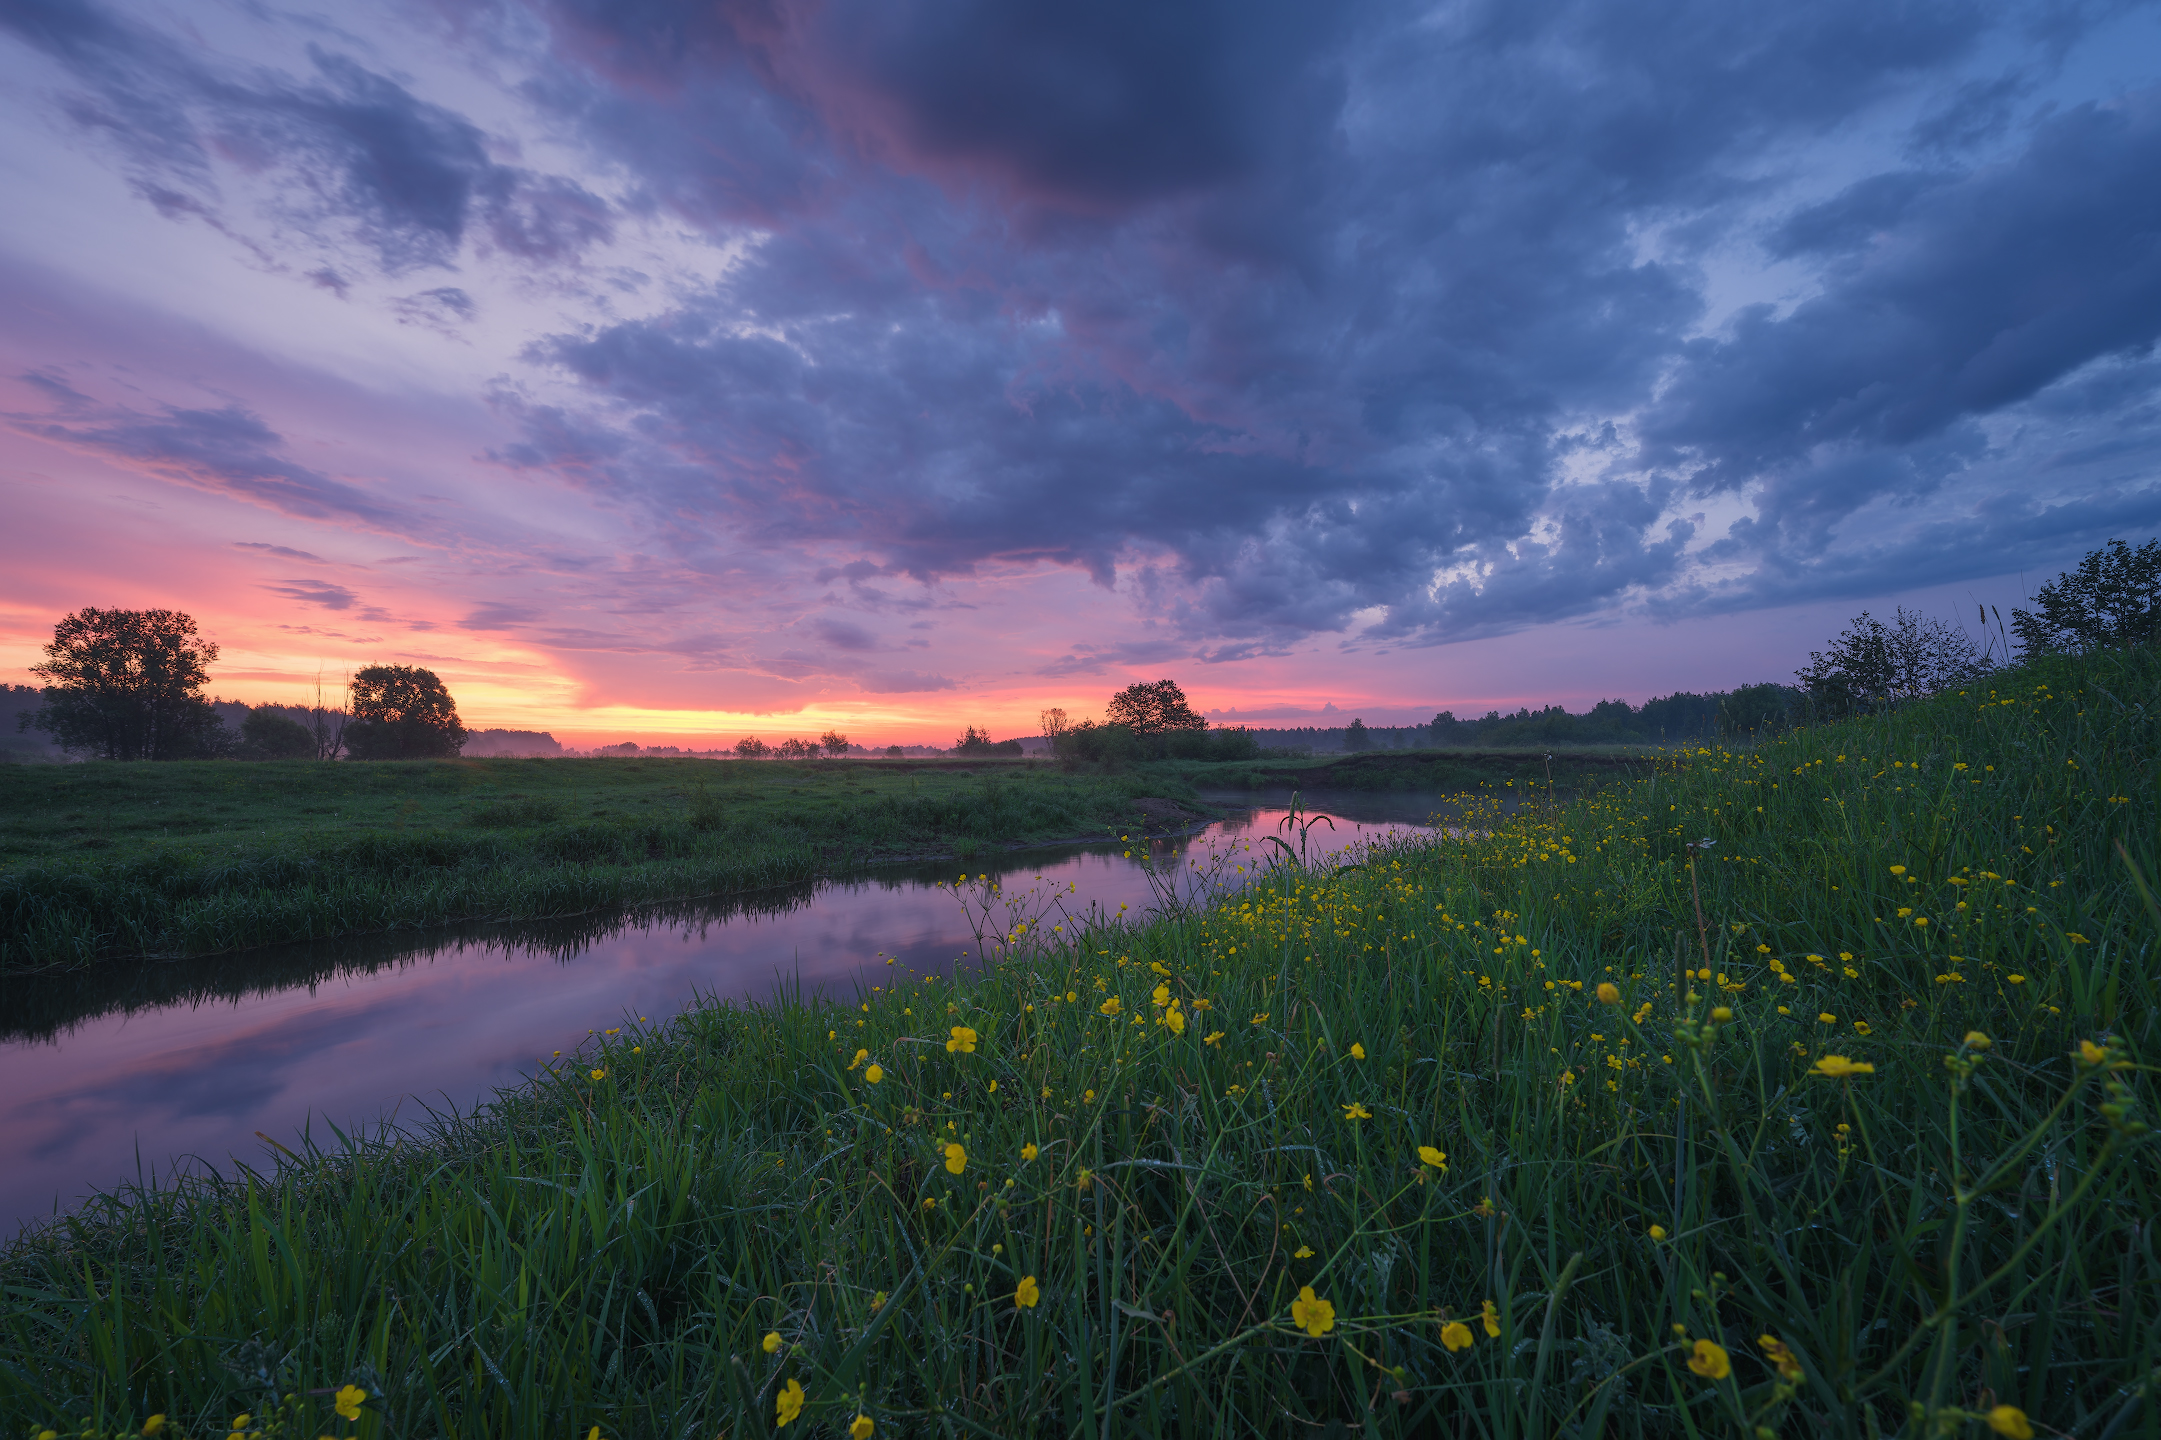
[4,0,2160,746]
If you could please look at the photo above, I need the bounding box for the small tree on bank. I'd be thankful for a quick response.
[1796,608,1990,717]
[343,665,466,759]
[1105,679,1206,736]
[820,730,850,757]
[21,607,225,759]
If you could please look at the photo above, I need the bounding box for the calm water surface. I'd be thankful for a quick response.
[0,790,1456,1230]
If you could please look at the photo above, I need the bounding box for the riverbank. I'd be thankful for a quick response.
[0,760,1211,974]
[3,646,2154,1436]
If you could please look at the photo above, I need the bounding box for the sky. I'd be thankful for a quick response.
[3,0,2160,746]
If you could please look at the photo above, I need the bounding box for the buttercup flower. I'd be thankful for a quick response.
[1151,983,1170,1006]
[763,1331,782,1354]
[1342,1102,1372,1121]
[1349,1042,1367,1059]
[589,1067,606,1082]
[776,1377,805,1427]
[946,1026,978,1054]
[1686,1339,1731,1379]
[944,1142,967,1174]
[1014,1275,1041,1308]
[1294,1245,1315,1258]
[1417,1144,1448,1170]
[334,1386,368,1421]
[864,1064,884,1084]
[1099,997,1122,1017]
[1481,1299,1500,1337]
[1441,1320,1473,1351]
[141,1421,166,1438]
[1597,982,1621,1004]
[1021,1142,1038,1161]
[1648,1225,1667,1240]
[1758,1333,1803,1382]
[1290,1286,1336,1337]
[848,1048,868,1070]
[851,1415,876,1440]
[1811,1056,1874,1078]
[1164,1006,1187,1035]
[1987,1405,2033,1439]
[2079,1039,2108,1066]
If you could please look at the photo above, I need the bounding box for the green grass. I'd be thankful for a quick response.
[2,648,2156,1438]
[0,758,1203,974]
[1155,747,1650,793]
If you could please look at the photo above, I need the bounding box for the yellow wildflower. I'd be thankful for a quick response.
[1151,983,1170,1006]
[1811,1055,1874,1078]
[142,1422,166,1439]
[1441,1320,1473,1351]
[851,1415,876,1440]
[589,1067,607,1082]
[1648,1224,1667,1240]
[1203,1031,1226,1046]
[944,1142,967,1175]
[1481,1299,1500,1337]
[945,1026,977,1054]
[776,1377,805,1427]
[2079,1039,2107,1066]
[763,1331,782,1354]
[1342,1102,1372,1121]
[1295,1245,1315,1258]
[334,1386,367,1421]
[1099,997,1122,1017]
[1687,1339,1731,1379]
[1597,982,1621,1004]
[848,1048,868,1070]
[1965,1031,1991,1050]
[1711,1006,1733,1023]
[1164,1006,1187,1035]
[1021,1142,1038,1161]
[1014,1275,1041,1308]
[1417,1144,1447,1170]
[1290,1286,1336,1337]
[864,1064,884,1084]
[1986,1405,2033,1439]
[1759,1333,1803,1382]
[1349,1042,1367,1059]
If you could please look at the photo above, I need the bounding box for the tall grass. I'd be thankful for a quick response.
[2,647,2154,1438]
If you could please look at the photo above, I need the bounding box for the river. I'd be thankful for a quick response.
[0,790,1461,1232]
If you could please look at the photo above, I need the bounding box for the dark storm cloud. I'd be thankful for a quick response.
[11,402,414,529]
[1,0,612,272]
[1644,92,2161,587]
[504,0,2161,649]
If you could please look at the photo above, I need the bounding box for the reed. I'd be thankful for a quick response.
[2,646,2154,1438]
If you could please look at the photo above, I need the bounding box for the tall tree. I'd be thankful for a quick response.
[1104,679,1206,736]
[343,665,467,759]
[20,607,225,759]
[1796,608,1989,715]
[2011,538,2161,658]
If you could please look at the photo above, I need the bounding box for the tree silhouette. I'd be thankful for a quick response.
[21,607,224,760]
[343,665,467,759]
[1105,679,1206,736]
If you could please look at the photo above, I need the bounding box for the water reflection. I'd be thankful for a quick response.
[0,792,1449,1231]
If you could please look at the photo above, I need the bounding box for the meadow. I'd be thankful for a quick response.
[1,644,2154,1438]
[0,758,1202,975]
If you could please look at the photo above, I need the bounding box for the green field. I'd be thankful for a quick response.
[0,758,1208,974]
[3,645,2154,1437]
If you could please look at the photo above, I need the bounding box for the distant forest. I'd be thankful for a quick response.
[1249,684,1798,753]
